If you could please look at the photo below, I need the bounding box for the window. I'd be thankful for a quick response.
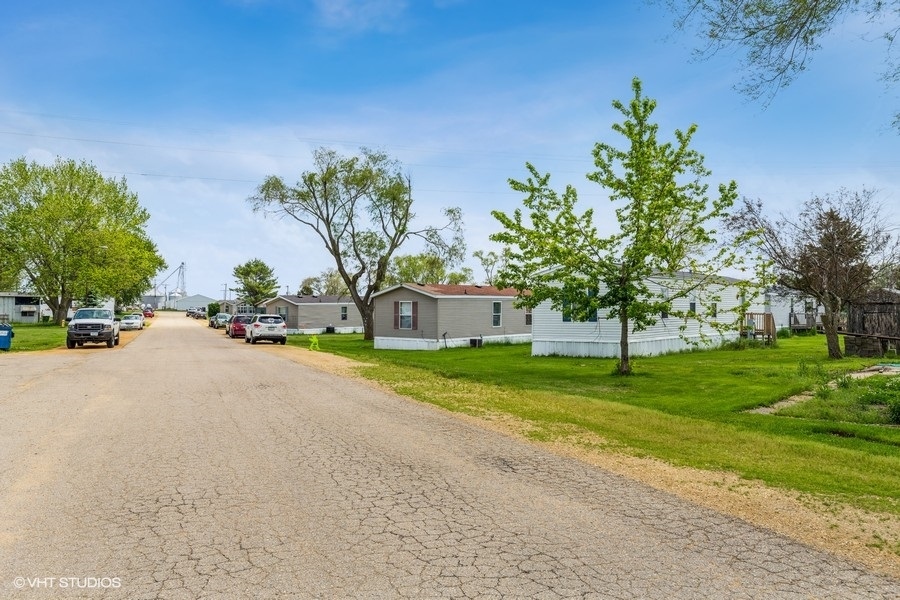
[710,302,718,318]
[689,300,697,315]
[340,306,347,321]
[660,288,669,320]
[394,300,417,330]
[525,307,532,326]
[562,288,598,322]
[492,301,502,327]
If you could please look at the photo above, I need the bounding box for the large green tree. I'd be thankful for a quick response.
[726,189,900,358]
[249,147,465,340]
[492,78,761,375]
[0,157,166,323]
[662,0,900,126]
[232,258,279,308]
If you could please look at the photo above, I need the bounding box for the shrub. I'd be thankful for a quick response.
[888,397,900,424]
[776,327,792,339]
[835,373,853,389]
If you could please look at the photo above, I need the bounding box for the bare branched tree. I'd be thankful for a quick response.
[726,188,900,358]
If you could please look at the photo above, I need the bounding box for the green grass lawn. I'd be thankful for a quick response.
[1,322,67,351]
[292,333,900,517]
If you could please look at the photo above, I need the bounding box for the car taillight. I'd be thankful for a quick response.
[253,323,261,328]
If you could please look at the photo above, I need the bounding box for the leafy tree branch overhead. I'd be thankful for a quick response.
[661,0,900,128]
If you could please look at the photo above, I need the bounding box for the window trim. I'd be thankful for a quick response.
[394,300,418,330]
[492,301,502,327]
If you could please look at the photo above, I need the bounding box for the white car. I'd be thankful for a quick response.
[120,314,144,330]
[244,314,287,345]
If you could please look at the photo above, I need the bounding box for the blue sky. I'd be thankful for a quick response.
[1,0,898,299]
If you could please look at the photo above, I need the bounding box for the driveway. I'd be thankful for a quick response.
[0,311,897,598]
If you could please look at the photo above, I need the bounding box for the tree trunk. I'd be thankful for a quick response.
[361,302,375,341]
[46,295,70,326]
[618,309,631,375]
[822,307,843,359]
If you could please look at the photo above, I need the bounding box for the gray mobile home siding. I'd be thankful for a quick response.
[263,297,363,331]
[373,289,439,339]
[373,287,531,350]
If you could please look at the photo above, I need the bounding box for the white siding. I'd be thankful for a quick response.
[533,278,758,358]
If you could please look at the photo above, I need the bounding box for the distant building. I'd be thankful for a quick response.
[258,294,363,334]
[173,294,217,312]
[0,292,43,323]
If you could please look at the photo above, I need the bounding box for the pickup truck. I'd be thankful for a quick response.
[66,307,121,349]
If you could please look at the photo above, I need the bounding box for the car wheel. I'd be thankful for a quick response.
[106,337,114,348]
[66,339,75,349]
[114,334,120,346]
[251,336,257,344]
[244,335,250,344]
[280,338,286,345]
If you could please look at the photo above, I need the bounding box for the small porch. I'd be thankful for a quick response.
[742,312,776,342]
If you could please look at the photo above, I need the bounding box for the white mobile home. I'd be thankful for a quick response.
[532,274,766,358]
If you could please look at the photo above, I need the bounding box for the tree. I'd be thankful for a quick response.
[726,189,900,358]
[298,268,351,297]
[249,147,465,340]
[0,157,166,323]
[384,252,473,286]
[492,78,760,375]
[662,0,900,127]
[232,258,279,308]
[472,250,506,286]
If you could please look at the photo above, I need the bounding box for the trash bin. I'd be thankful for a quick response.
[0,323,13,351]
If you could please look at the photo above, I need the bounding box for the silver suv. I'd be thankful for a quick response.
[244,314,287,345]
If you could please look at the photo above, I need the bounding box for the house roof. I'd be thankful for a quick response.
[373,283,522,299]
[261,294,354,306]
[859,288,900,303]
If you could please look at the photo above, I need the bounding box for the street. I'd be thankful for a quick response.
[1,311,897,599]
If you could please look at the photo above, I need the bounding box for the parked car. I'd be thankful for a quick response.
[186,307,196,317]
[143,308,154,318]
[193,308,207,320]
[226,314,252,338]
[65,308,120,349]
[245,314,287,344]
[212,312,231,329]
[120,314,144,330]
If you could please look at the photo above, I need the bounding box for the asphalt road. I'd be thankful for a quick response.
[1,312,898,599]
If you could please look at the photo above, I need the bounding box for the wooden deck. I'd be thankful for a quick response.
[743,312,776,342]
